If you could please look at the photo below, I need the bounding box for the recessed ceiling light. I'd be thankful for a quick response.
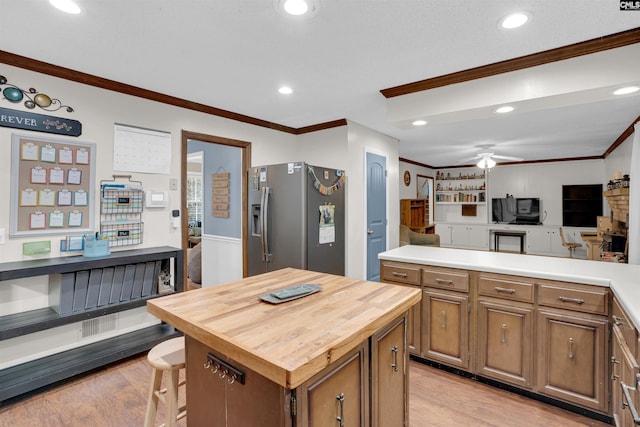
[49,0,81,14]
[495,105,515,114]
[499,12,530,29]
[613,86,640,96]
[278,86,293,95]
[412,120,427,126]
[284,0,309,15]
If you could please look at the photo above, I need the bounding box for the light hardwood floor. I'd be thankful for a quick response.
[0,356,610,426]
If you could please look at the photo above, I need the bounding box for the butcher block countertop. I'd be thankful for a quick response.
[147,267,421,389]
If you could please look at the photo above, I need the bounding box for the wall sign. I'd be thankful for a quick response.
[0,107,82,136]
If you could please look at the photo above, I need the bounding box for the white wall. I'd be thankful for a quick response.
[347,121,399,279]
[0,64,299,264]
[486,159,605,226]
[399,161,434,200]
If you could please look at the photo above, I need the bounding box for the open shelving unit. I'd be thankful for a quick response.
[0,246,183,402]
[435,171,486,205]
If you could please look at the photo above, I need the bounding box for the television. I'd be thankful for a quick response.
[492,197,541,224]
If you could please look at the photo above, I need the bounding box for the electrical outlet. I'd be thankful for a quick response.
[169,178,178,191]
[0,228,5,244]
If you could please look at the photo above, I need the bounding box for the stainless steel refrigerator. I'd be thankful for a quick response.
[248,162,345,276]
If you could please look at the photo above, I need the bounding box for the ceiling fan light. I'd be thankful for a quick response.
[412,120,427,126]
[477,157,496,169]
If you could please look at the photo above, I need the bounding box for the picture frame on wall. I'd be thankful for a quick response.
[9,133,96,237]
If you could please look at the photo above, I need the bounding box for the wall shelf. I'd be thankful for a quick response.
[0,246,183,403]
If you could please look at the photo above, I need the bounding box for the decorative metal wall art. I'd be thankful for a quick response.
[0,75,74,112]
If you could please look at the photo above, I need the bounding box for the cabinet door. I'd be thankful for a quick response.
[450,225,468,248]
[526,229,550,254]
[536,309,608,413]
[299,345,368,427]
[371,315,407,427]
[477,299,533,389]
[467,226,488,250]
[617,328,640,427]
[435,224,453,246]
[422,289,469,369]
[611,325,626,427]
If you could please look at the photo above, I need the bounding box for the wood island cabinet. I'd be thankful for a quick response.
[611,297,640,427]
[476,273,535,389]
[422,266,470,370]
[371,316,408,427]
[298,344,369,427]
[381,261,422,355]
[379,256,627,421]
[536,308,608,412]
[148,268,419,427]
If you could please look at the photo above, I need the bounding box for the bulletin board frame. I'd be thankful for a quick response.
[10,133,96,237]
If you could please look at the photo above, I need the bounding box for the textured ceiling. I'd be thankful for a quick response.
[1,1,639,167]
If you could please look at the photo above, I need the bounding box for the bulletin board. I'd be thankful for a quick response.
[10,133,96,237]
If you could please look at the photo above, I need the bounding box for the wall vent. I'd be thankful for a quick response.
[80,314,118,339]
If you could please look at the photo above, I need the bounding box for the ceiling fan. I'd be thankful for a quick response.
[459,151,524,169]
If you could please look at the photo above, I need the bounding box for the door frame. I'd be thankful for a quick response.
[364,147,389,280]
[181,130,251,288]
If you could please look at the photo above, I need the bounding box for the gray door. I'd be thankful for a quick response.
[366,152,386,281]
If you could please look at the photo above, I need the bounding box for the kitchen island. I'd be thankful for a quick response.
[379,245,640,424]
[147,267,421,426]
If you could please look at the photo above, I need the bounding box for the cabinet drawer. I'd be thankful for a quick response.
[538,281,608,316]
[612,297,638,357]
[422,267,468,292]
[478,274,534,303]
[381,262,421,285]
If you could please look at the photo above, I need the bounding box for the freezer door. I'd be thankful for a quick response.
[306,165,345,275]
[263,163,305,272]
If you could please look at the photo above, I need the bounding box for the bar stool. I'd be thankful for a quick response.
[144,336,186,427]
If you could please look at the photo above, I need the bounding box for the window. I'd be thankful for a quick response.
[186,173,203,225]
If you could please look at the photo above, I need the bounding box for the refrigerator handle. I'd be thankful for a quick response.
[261,186,271,262]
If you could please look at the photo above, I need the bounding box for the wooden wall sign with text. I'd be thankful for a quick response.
[212,172,230,218]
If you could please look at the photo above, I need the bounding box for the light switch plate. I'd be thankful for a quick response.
[169,178,178,191]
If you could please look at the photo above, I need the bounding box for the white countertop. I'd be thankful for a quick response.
[379,246,640,331]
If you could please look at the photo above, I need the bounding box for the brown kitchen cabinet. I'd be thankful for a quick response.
[371,315,408,427]
[422,266,470,370]
[380,261,421,355]
[611,297,640,427]
[536,279,609,413]
[476,273,535,389]
[298,344,369,427]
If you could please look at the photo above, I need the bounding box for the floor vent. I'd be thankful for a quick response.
[80,314,118,339]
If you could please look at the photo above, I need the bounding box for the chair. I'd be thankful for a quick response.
[144,337,187,427]
[559,227,582,258]
[400,224,440,247]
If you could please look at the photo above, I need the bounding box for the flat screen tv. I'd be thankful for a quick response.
[492,197,541,224]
